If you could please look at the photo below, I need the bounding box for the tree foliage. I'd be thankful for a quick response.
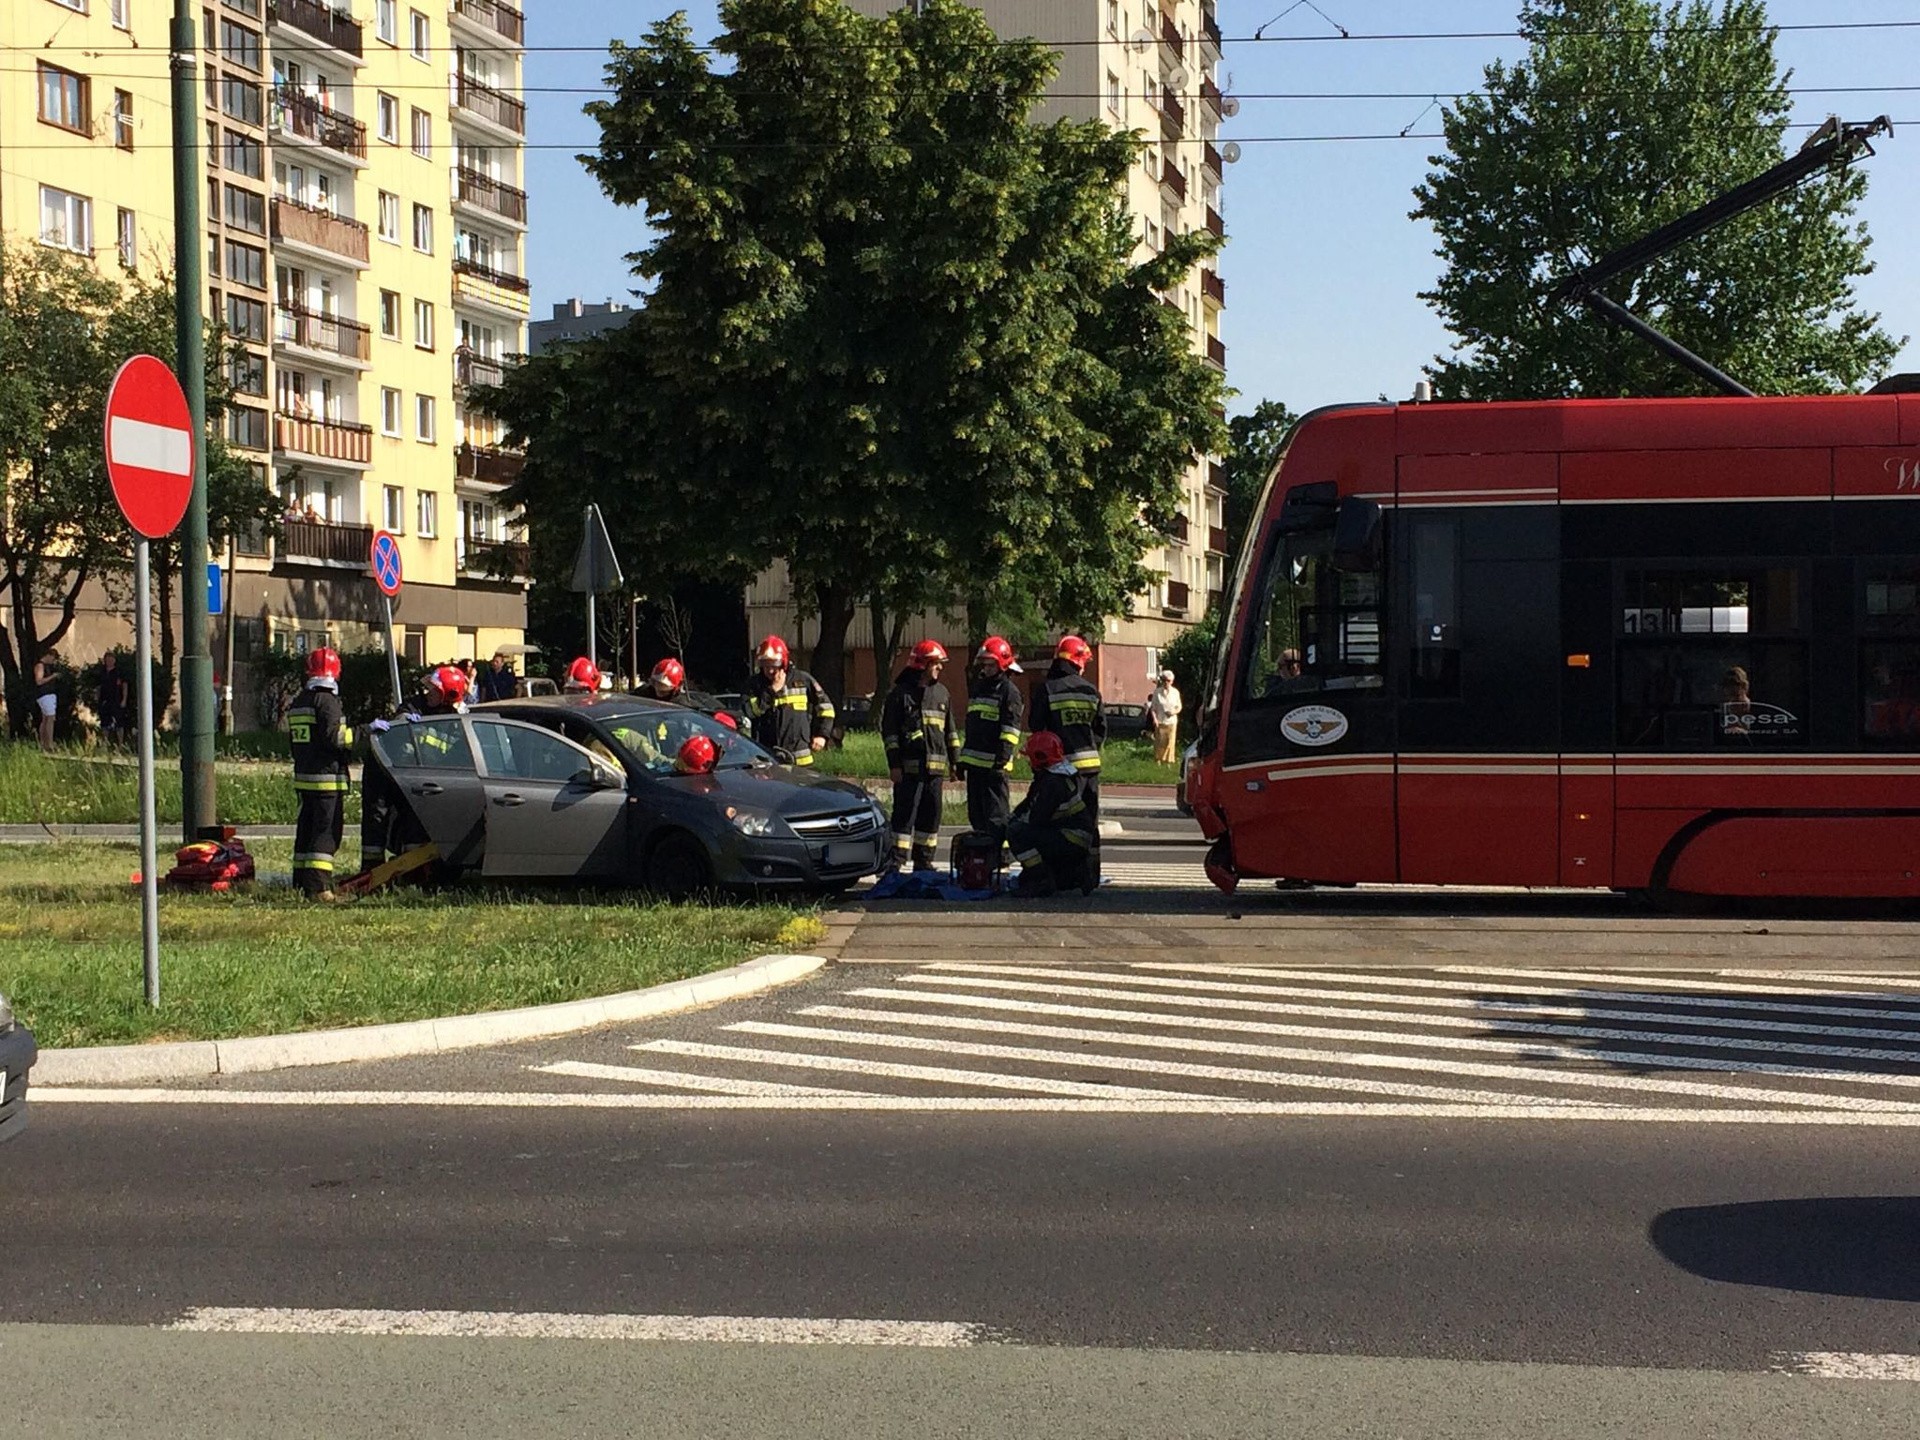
[481,0,1224,695]
[1222,399,1299,566]
[1412,0,1901,400]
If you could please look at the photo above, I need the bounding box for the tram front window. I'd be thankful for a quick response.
[1245,532,1384,700]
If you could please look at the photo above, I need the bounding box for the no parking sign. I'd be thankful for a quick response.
[370,529,404,708]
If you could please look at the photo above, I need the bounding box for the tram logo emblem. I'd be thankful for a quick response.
[1281,705,1349,748]
[1885,458,1920,492]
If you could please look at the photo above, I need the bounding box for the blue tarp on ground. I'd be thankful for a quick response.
[862,870,999,902]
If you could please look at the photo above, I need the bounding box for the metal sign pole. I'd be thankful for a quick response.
[134,538,161,1008]
[382,594,404,712]
[586,591,597,671]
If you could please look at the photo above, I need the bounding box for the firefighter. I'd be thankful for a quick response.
[647,657,689,703]
[563,656,602,694]
[881,640,961,871]
[1027,634,1106,878]
[1007,731,1098,897]
[288,647,355,899]
[357,663,468,874]
[744,635,835,765]
[957,635,1025,845]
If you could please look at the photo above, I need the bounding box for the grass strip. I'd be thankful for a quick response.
[0,841,822,1050]
[823,731,1176,786]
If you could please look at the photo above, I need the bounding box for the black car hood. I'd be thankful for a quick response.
[682,765,873,817]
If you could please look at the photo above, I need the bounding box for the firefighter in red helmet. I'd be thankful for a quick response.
[357,662,469,875]
[957,635,1025,846]
[563,656,603,694]
[1007,730,1099,896]
[744,635,835,766]
[881,641,961,871]
[287,646,354,898]
[1027,634,1105,879]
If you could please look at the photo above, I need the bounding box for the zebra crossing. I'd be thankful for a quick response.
[523,961,1920,1122]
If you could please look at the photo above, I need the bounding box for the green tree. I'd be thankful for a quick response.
[1222,399,1298,565]
[482,0,1223,697]
[1412,0,1900,400]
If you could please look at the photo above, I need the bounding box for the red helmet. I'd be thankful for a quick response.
[975,635,1022,674]
[305,646,341,682]
[755,635,790,668]
[1025,730,1065,769]
[910,640,949,670]
[676,733,718,774]
[427,664,468,705]
[714,711,739,731]
[1055,634,1093,668]
[565,657,602,693]
[651,657,685,692]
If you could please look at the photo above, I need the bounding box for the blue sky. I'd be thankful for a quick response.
[524,2,1920,417]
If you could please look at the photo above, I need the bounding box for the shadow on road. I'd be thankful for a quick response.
[1649,1198,1920,1301]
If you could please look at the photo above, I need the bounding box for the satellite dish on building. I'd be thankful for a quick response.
[1220,95,1241,118]
[1130,27,1155,52]
[1167,66,1191,91]
[1221,140,1243,164]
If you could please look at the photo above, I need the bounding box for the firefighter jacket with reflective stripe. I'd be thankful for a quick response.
[1028,662,1106,772]
[881,674,961,777]
[1011,764,1097,848]
[288,682,355,792]
[959,672,1025,772]
[745,669,836,765]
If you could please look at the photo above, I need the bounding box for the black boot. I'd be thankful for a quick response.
[911,845,939,874]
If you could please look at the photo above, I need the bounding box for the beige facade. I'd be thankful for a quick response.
[0,0,531,724]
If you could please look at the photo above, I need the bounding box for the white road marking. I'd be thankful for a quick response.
[1773,1352,1920,1381]
[1433,967,1920,1003]
[35,1088,1920,1122]
[108,415,192,476]
[766,1010,1918,1112]
[533,1061,869,1097]
[165,1307,984,1347]
[633,1038,1202,1100]
[1721,970,1920,988]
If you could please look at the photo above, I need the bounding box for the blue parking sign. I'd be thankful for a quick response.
[207,562,224,617]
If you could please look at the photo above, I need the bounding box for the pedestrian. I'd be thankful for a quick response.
[32,658,59,753]
[287,647,355,899]
[956,635,1025,846]
[1028,635,1106,877]
[96,652,130,748]
[881,641,961,872]
[478,651,516,702]
[459,658,479,701]
[358,663,468,874]
[1148,668,1183,765]
[1007,731,1098,897]
[744,635,835,767]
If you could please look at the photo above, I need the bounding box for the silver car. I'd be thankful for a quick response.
[0,991,34,1144]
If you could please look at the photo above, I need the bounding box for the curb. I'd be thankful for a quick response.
[33,953,831,1088]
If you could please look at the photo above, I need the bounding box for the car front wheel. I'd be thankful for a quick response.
[646,831,713,900]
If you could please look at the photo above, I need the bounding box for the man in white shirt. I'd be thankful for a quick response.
[1147,669,1183,765]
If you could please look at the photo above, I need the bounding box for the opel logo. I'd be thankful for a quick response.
[836,814,854,833]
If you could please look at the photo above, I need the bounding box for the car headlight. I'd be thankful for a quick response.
[727,809,781,837]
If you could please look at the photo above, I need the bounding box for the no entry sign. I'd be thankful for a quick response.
[104,355,196,539]
[371,529,404,596]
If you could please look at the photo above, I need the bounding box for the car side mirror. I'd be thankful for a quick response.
[574,764,623,790]
[1332,495,1383,573]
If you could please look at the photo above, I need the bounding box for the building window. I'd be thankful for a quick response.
[220,19,262,74]
[416,395,437,444]
[1107,71,1122,114]
[379,290,401,339]
[380,387,403,436]
[112,90,134,150]
[383,486,406,534]
[37,64,91,136]
[224,130,264,178]
[38,186,92,254]
[377,190,400,242]
[376,92,399,143]
[410,107,432,158]
[116,208,137,270]
[225,240,266,290]
[377,0,398,45]
[417,490,438,539]
[112,0,130,28]
[226,294,267,342]
[230,351,267,397]
[221,77,263,126]
[1108,0,1120,36]
[226,405,268,450]
[413,299,435,351]
[224,184,265,236]
[410,10,430,60]
[412,203,433,254]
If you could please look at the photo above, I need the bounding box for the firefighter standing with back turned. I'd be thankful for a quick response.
[288,646,355,900]
[1027,634,1106,877]
[957,635,1025,845]
[882,641,961,872]
[744,635,836,765]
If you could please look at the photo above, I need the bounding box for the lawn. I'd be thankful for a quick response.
[825,730,1176,785]
[0,743,308,826]
[0,840,822,1050]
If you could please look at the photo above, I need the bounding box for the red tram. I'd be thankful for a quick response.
[1187,391,1920,900]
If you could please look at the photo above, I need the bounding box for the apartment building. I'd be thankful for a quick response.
[0,0,531,719]
[755,0,1230,703]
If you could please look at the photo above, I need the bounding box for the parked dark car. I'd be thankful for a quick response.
[365,696,888,895]
[0,991,34,1145]
[839,692,876,731]
[1102,702,1153,741]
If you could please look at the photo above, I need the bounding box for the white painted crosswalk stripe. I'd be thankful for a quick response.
[534,1060,870,1098]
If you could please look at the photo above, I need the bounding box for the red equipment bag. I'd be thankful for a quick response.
[160,837,257,892]
[950,831,1003,893]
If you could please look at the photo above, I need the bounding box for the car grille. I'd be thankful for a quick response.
[788,809,879,841]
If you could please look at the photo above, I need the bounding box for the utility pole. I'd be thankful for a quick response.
[171,0,216,840]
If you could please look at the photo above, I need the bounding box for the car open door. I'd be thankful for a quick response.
[372,716,487,869]
[469,717,631,880]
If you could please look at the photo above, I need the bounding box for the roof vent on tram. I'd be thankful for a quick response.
[1866,373,1920,395]
[1410,379,1435,403]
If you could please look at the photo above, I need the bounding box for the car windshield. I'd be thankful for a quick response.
[600,709,775,775]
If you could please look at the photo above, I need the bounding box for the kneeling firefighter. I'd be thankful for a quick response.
[881,640,961,872]
[288,646,354,898]
[1007,731,1098,896]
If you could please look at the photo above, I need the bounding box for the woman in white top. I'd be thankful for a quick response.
[1147,669,1183,765]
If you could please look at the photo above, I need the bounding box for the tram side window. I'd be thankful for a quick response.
[1244,531,1384,700]
[1861,565,1920,747]
[1407,516,1461,699]
[1616,566,1808,750]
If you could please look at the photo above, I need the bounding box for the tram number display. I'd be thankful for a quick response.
[1623,607,1750,635]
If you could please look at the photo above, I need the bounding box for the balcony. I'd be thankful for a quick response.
[1161,513,1190,545]
[279,518,373,568]
[453,72,527,138]
[1206,334,1227,370]
[458,538,531,582]
[456,443,525,486]
[1204,140,1223,179]
[455,347,509,392]
[1202,5,1222,54]
[1160,159,1187,204]
[274,412,372,466]
[1206,206,1224,237]
[1158,89,1185,138]
[275,304,372,363]
[272,86,367,162]
[452,0,525,46]
[454,167,529,226]
[268,0,364,59]
[1208,525,1228,555]
[1160,15,1183,56]
[270,196,369,266]
[453,257,533,317]
[1208,460,1227,492]
[1201,268,1225,305]
[1202,78,1224,116]
[1165,580,1192,616]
